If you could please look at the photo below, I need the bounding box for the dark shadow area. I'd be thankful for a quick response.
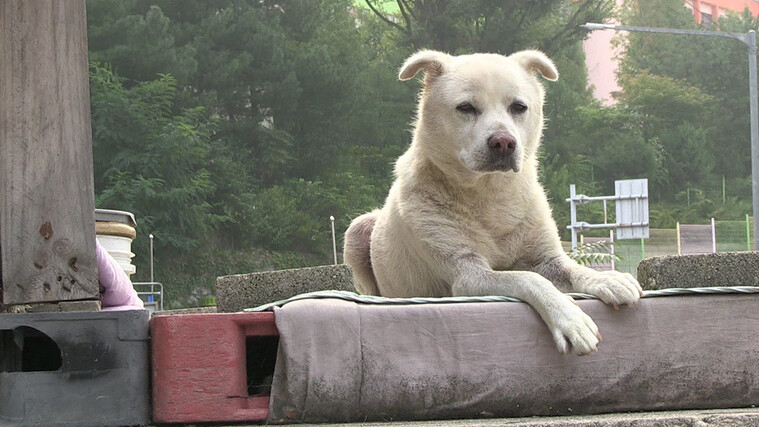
[0,326,62,372]
[246,335,279,396]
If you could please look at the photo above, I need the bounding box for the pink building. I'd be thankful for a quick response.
[584,0,759,105]
[687,0,759,24]
[583,0,623,106]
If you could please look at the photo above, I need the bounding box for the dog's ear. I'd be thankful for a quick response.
[509,50,559,81]
[399,50,450,81]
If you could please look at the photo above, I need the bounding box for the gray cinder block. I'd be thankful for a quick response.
[637,251,759,290]
[216,264,355,312]
[0,310,150,426]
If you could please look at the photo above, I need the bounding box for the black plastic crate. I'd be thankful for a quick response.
[0,309,150,426]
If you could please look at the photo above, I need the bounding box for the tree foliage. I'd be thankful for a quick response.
[568,241,621,267]
[617,0,757,181]
[90,63,223,255]
[363,0,614,54]
[87,0,414,306]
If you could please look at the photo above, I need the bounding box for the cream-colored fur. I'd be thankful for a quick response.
[344,50,642,355]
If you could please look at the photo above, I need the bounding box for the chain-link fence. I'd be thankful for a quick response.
[715,217,754,252]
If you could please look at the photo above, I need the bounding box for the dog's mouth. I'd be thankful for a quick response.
[477,155,520,173]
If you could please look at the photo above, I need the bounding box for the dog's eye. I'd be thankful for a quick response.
[456,102,478,115]
[509,102,528,115]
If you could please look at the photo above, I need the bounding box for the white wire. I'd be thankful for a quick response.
[245,286,759,312]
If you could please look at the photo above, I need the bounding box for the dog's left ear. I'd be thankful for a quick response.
[509,50,559,81]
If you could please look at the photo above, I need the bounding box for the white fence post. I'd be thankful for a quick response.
[711,218,717,253]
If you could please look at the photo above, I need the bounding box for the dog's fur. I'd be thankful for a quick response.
[344,50,642,355]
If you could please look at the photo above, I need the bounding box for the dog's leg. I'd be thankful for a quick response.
[534,255,643,309]
[451,256,601,355]
[344,211,381,296]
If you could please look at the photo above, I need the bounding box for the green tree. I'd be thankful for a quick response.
[88,0,398,250]
[568,104,660,189]
[364,0,614,54]
[618,0,757,180]
[615,71,716,198]
[87,0,413,305]
[657,123,715,197]
[89,63,224,255]
[88,3,197,84]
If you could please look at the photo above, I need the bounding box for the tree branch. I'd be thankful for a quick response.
[397,0,413,34]
[364,0,408,33]
[542,0,604,54]
[514,4,533,39]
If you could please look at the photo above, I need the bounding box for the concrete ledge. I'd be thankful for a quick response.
[637,251,759,290]
[215,264,355,312]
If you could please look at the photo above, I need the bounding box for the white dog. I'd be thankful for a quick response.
[344,50,642,355]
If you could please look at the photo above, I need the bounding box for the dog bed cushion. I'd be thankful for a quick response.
[264,290,759,423]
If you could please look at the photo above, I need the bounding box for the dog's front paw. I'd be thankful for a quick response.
[548,297,600,356]
[574,270,643,309]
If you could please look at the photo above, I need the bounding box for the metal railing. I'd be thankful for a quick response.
[133,282,164,311]
[566,180,650,248]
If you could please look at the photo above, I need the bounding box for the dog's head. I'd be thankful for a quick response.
[400,50,557,175]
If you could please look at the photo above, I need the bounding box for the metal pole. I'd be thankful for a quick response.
[330,215,337,264]
[569,185,578,249]
[748,30,759,251]
[149,233,154,283]
[582,23,747,41]
[148,233,155,304]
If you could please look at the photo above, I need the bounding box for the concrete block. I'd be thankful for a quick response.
[0,309,150,426]
[216,264,354,312]
[637,251,759,289]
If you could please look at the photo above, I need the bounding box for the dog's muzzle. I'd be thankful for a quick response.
[483,133,519,172]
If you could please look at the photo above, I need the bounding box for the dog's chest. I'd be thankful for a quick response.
[457,194,531,267]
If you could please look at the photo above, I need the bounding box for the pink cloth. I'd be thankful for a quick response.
[97,240,144,310]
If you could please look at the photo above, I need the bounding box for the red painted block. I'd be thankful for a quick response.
[151,311,278,424]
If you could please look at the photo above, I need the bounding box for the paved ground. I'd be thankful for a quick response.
[308,408,759,426]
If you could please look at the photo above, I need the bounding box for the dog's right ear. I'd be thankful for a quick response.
[399,50,450,81]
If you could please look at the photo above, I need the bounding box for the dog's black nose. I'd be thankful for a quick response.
[488,133,516,156]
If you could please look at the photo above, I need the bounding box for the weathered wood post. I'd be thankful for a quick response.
[0,1,99,308]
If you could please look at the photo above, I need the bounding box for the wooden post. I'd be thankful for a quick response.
[0,1,99,306]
